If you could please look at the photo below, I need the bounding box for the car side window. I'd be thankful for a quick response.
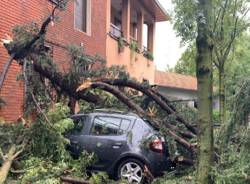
[72,116,86,134]
[119,119,131,134]
[91,116,122,136]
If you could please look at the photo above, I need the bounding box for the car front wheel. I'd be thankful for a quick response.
[117,159,145,184]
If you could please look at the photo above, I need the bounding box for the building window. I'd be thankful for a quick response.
[49,0,58,4]
[75,0,91,34]
[110,0,122,38]
[91,116,131,136]
[143,23,149,50]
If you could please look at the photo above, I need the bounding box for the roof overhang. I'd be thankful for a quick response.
[141,0,170,22]
[156,85,198,92]
[154,0,170,21]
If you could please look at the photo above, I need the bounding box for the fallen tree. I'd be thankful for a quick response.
[1,13,196,154]
[77,81,196,153]
[100,78,197,135]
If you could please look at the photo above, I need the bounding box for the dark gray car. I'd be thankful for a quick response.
[67,111,172,183]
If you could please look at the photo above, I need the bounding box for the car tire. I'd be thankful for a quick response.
[117,158,146,184]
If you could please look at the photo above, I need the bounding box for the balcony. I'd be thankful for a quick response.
[106,0,168,83]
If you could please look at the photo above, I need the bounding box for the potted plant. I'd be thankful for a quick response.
[118,37,125,53]
[143,50,154,61]
[129,41,139,60]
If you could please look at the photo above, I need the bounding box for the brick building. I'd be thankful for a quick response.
[0,0,169,121]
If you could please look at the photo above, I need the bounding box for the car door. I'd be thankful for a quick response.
[67,115,90,158]
[86,116,131,171]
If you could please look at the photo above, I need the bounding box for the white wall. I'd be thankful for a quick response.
[157,86,219,110]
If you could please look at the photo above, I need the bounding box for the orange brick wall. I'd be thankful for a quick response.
[106,36,156,84]
[0,0,107,122]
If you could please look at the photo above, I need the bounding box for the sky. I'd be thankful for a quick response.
[154,0,186,71]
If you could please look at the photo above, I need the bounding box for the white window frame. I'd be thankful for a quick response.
[74,0,91,36]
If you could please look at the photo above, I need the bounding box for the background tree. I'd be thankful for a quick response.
[173,32,250,109]
[224,33,250,102]
[174,44,196,76]
[172,0,250,124]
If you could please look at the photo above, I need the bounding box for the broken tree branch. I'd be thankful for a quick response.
[0,2,60,93]
[30,55,102,104]
[23,60,51,124]
[0,144,24,184]
[0,148,5,161]
[151,89,198,134]
[100,79,197,135]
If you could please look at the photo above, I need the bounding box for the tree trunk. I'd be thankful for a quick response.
[196,0,214,183]
[218,66,226,124]
[0,145,16,184]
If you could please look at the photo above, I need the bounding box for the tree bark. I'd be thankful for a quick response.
[218,66,225,124]
[196,0,214,183]
[31,56,101,104]
[87,81,146,115]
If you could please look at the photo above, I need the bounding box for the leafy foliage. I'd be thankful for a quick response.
[213,127,250,184]
[172,0,198,44]
[174,44,196,76]
[26,103,74,162]
[1,103,103,183]
[172,0,250,44]
[89,172,110,184]
[222,78,250,144]
[224,34,250,105]
[143,51,154,61]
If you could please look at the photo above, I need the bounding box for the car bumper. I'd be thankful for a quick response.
[148,154,173,176]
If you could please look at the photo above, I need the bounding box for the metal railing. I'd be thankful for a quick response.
[143,46,149,53]
[110,23,122,38]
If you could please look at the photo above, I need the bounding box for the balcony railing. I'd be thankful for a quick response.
[110,23,122,38]
[130,36,137,44]
[143,46,149,53]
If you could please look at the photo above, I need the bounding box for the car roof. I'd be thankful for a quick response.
[71,110,140,120]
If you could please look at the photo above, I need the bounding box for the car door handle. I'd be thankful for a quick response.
[114,142,122,146]
[112,142,123,149]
